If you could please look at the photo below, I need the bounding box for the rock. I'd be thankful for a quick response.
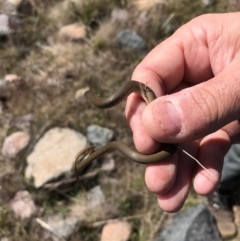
[87,125,114,147]
[9,190,37,219]
[111,8,128,23]
[58,24,87,41]
[0,79,5,87]
[116,29,146,52]
[25,127,88,188]
[12,113,33,130]
[0,14,21,35]
[0,14,12,35]
[88,185,106,209]
[202,0,215,6]
[4,74,22,84]
[74,87,89,100]
[70,186,106,220]
[136,11,150,28]
[43,214,79,240]
[1,131,30,159]
[155,204,221,241]
[133,0,164,10]
[1,237,11,241]
[101,221,132,241]
[101,154,115,171]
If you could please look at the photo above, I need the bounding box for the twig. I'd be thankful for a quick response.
[175,145,218,181]
[150,212,168,240]
[88,214,144,228]
[53,188,73,200]
[43,177,77,189]
[161,12,175,29]
[43,169,101,190]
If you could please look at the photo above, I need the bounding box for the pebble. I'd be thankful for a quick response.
[101,221,132,241]
[74,87,89,100]
[25,127,88,188]
[87,124,114,147]
[0,14,12,35]
[42,214,79,240]
[88,185,106,209]
[111,8,128,23]
[12,113,33,130]
[101,154,115,171]
[4,74,22,84]
[116,29,146,52]
[9,190,37,219]
[202,0,215,6]
[1,131,30,159]
[70,186,106,220]
[136,11,150,28]
[0,237,11,241]
[133,0,163,10]
[58,23,87,41]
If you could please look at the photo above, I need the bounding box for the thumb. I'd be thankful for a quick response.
[142,65,240,143]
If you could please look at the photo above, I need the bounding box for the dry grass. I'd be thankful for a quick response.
[0,0,236,240]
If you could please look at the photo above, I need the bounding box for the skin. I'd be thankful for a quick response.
[125,13,240,212]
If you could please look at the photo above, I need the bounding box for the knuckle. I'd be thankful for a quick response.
[187,86,220,132]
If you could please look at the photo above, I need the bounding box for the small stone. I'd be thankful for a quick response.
[133,0,164,10]
[136,11,150,28]
[0,14,12,35]
[7,0,22,4]
[74,87,89,100]
[0,79,5,87]
[101,154,115,171]
[9,190,37,219]
[25,127,88,188]
[69,186,106,222]
[43,214,79,240]
[202,0,215,6]
[12,113,33,130]
[1,131,30,159]
[88,186,105,209]
[1,237,11,241]
[87,125,114,147]
[111,8,128,23]
[101,221,132,241]
[58,24,87,41]
[117,29,146,52]
[4,74,22,83]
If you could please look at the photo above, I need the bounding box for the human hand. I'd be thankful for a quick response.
[125,13,240,212]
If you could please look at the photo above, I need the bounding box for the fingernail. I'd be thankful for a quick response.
[154,101,182,136]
